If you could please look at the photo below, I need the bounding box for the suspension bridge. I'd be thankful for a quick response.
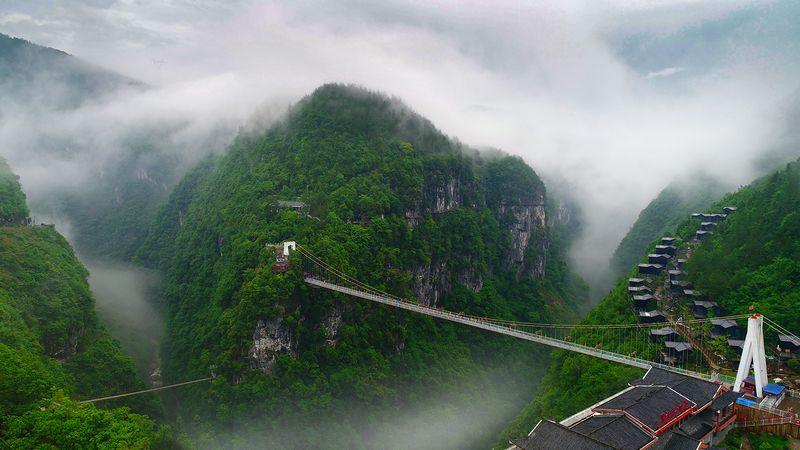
[295,244,797,391]
[82,242,797,403]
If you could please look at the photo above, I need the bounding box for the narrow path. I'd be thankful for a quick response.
[741,432,754,450]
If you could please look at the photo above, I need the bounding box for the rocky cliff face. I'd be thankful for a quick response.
[406,170,550,305]
[403,175,485,307]
[405,177,468,229]
[249,305,346,374]
[554,198,572,227]
[47,329,82,361]
[317,304,344,347]
[410,258,483,307]
[498,192,548,280]
[248,316,297,375]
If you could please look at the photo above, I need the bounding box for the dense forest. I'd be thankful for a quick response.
[0,157,181,447]
[608,173,730,279]
[686,160,800,330]
[494,156,800,448]
[4,29,800,450]
[132,84,589,449]
[0,156,29,225]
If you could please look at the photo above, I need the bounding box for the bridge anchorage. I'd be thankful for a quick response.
[292,244,798,393]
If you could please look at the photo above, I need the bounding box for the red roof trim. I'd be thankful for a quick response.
[655,406,695,435]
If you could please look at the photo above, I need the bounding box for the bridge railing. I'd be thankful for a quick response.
[304,277,736,385]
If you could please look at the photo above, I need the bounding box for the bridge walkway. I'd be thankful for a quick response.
[305,277,735,386]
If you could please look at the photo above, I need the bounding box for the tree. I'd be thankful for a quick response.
[2,390,155,449]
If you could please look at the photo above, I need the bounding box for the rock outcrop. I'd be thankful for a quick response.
[405,177,469,229]
[498,192,548,279]
[317,305,344,347]
[554,198,572,227]
[411,257,483,308]
[248,317,297,375]
[47,329,81,361]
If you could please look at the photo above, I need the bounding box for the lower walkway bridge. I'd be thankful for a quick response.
[296,245,789,387]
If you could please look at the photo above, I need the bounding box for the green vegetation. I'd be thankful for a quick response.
[496,158,800,448]
[721,427,742,449]
[685,161,800,334]
[134,154,218,272]
[138,84,588,448]
[0,155,29,224]
[3,390,154,449]
[748,432,789,450]
[0,160,167,447]
[609,174,729,278]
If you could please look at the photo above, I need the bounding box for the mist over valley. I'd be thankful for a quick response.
[2,1,800,448]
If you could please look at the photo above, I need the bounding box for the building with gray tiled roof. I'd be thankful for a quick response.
[569,415,655,450]
[509,367,741,450]
[510,420,618,450]
[638,264,664,275]
[655,245,677,256]
[649,327,679,342]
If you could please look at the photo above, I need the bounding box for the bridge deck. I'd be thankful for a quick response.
[305,277,735,386]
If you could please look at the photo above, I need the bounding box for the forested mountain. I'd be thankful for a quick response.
[0,156,29,225]
[0,33,233,263]
[0,33,145,110]
[608,173,730,279]
[137,84,589,449]
[0,158,177,448]
[494,156,800,448]
[686,161,800,324]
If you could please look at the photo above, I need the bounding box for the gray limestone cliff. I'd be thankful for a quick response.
[248,316,297,375]
[317,305,344,347]
[485,155,549,281]
[497,191,548,280]
[249,306,346,374]
[411,257,483,308]
[405,177,472,229]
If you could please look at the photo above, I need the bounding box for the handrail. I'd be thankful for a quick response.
[305,277,735,385]
[735,418,796,427]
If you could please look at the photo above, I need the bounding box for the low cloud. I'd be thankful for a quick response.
[1,0,799,298]
[645,67,685,78]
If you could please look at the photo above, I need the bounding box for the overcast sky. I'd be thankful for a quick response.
[2,0,799,292]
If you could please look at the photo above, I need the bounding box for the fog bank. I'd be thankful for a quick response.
[3,0,800,298]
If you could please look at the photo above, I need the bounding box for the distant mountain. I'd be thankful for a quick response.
[608,173,731,278]
[0,34,229,263]
[0,33,145,110]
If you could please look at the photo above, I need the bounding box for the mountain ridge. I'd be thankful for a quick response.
[140,83,588,449]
